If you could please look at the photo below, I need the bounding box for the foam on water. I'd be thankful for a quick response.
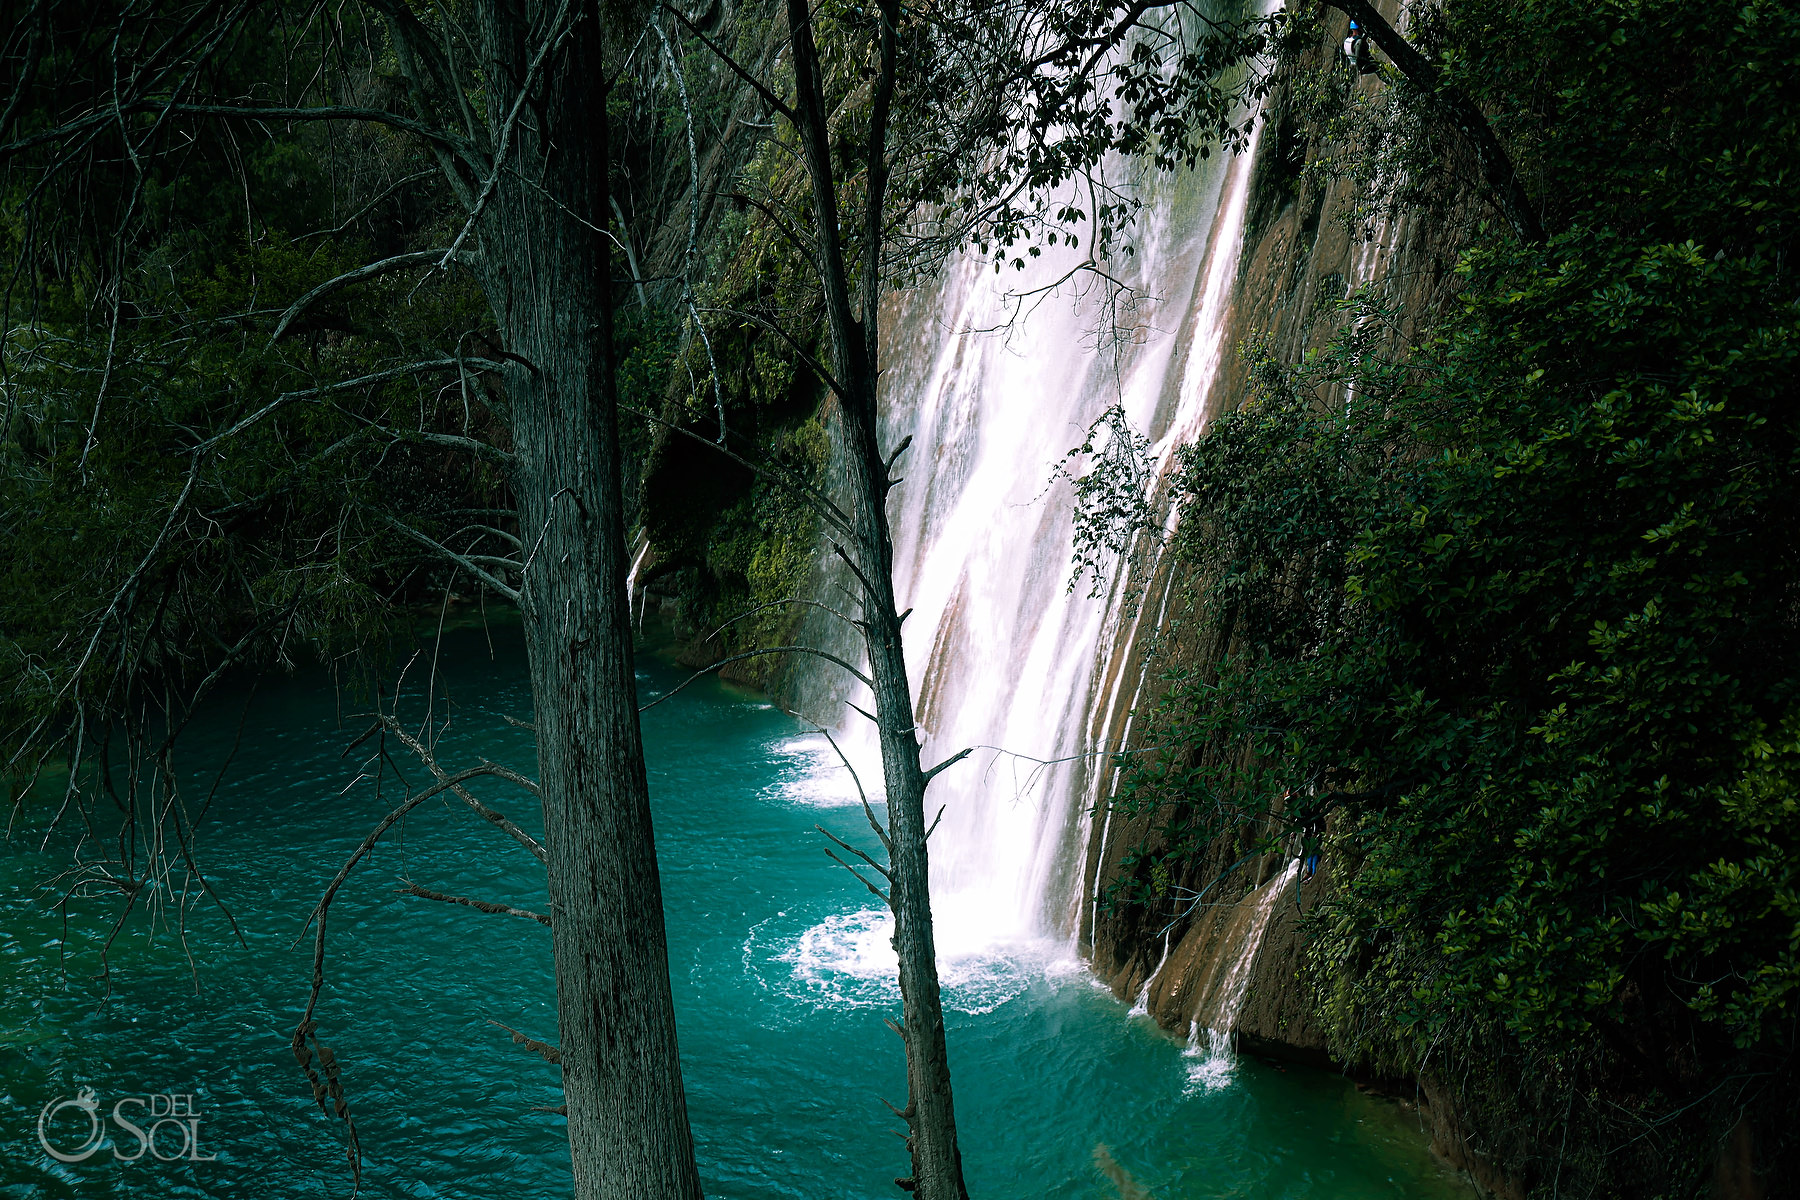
[1183,1022,1239,1094]
[751,745,1091,1017]
[760,732,877,808]
[748,905,1067,1018]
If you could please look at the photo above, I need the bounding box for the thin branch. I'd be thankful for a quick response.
[705,597,862,643]
[368,714,546,864]
[817,723,890,851]
[924,804,946,841]
[722,190,815,265]
[380,514,523,603]
[621,402,854,537]
[0,101,482,167]
[824,848,891,905]
[438,0,578,269]
[488,1019,563,1064]
[921,747,972,784]
[298,170,436,242]
[270,250,478,343]
[688,300,727,443]
[638,646,872,714]
[394,429,514,468]
[816,823,890,879]
[831,542,880,607]
[398,882,550,926]
[663,2,797,124]
[192,359,507,467]
[296,765,518,944]
[883,434,913,475]
[692,303,844,399]
[779,708,890,851]
[608,193,648,308]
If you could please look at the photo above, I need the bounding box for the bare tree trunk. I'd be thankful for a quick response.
[481,3,704,1197]
[786,2,970,1195]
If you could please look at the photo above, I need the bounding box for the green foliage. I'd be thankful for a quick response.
[1104,0,1800,1188]
[0,3,497,794]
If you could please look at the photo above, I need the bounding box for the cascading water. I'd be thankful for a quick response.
[1181,860,1302,1090]
[792,77,1273,1005]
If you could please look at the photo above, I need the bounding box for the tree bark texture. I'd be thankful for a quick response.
[785,2,971,1197]
[478,3,704,1197]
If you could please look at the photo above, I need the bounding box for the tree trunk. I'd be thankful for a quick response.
[1326,0,1544,243]
[785,1,971,1195]
[847,409,972,1200]
[482,3,704,1197]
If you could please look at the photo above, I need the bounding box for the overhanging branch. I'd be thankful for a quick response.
[638,646,872,714]
[1322,0,1544,242]
[270,250,480,342]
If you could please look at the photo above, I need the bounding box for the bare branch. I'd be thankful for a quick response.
[824,848,890,905]
[438,0,578,269]
[921,747,972,784]
[298,170,437,242]
[194,358,506,460]
[813,721,890,851]
[663,3,797,124]
[815,823,891,879]
[398,882,550,926]
[621,402,854,537]
[831,542,880,607]
[372,715,546,864]
[0,101,482,168]
[883,434,913,475]
[721,191,815,266]
[270,250,479,342]
[297,765,519,943]
[489,1019,563,1065]
[705,597,862,643]
[924,805,946,841]
[381,515,523,603]
[693,303,845,399]
[380,428,514,468]
[638,646,872,714]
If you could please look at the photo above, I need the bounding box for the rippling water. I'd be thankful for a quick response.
[1,626,1472,1198]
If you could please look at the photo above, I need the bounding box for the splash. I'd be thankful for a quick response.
[749,905,1069,1018]
[1182,859,1302,1091]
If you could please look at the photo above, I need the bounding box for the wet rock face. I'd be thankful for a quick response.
[1077,6,1515,1191]
[1082,133,1461,1066]
[1079,0,1493,1044]
[1089,835,1331,1061]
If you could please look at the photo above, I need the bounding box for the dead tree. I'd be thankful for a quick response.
[779,4,969,1194]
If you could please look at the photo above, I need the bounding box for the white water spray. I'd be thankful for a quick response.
[836,118,1267,966]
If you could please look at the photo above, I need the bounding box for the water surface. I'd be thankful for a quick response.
[1,628,1471,1198]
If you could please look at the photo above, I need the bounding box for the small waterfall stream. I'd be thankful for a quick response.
[1181,860,1302,1090]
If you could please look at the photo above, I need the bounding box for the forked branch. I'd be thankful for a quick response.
[368,714,546,864]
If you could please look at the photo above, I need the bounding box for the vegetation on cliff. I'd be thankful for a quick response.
[1108,1,1800,1191]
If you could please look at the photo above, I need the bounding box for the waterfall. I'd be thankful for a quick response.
[812,115,1269,965]
[1180,859,1301,1090]
[626,532,652,631]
